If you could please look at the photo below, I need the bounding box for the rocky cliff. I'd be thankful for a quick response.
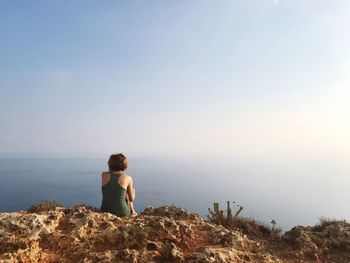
[0,204,349,263]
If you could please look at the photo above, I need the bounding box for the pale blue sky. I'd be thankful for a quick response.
[1,0,350,158]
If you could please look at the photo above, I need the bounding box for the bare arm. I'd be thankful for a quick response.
[101,172,110,187]
[127,177,135,202]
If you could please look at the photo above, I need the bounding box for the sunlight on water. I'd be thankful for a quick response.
[0,156,349,230]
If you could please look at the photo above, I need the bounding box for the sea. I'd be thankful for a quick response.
[0,156,349,231]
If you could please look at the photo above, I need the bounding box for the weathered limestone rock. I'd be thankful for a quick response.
[0,205,349,262]
[282,221,350,260]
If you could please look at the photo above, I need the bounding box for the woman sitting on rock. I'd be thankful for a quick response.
[100,153,137,217]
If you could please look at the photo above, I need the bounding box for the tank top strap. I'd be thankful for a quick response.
[109,171,123,177]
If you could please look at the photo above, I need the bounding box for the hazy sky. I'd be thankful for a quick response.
[1,0,350,158]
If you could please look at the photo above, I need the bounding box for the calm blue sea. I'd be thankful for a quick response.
[0,156,349,230]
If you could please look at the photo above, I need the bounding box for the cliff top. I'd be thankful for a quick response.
[0,202,349,263]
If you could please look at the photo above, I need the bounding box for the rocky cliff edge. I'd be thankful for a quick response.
[0,204,349,263]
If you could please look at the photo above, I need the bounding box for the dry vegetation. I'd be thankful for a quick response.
[207,201,282,240]
[27,200,64,213]
[313,217,348,231]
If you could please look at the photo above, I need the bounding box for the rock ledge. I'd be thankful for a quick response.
[0,205,349,263]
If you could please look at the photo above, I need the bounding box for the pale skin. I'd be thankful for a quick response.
[101,170,137,216]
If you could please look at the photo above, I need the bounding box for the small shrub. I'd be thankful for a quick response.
[207,201,282,240]
[313,217,348,232]
[28,200,64,213]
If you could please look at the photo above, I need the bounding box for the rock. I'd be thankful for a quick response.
[282,221,350,260]
[160,242,184,262]
[0,204,348,262]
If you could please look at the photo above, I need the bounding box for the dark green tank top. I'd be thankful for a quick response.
[100,171,130,217]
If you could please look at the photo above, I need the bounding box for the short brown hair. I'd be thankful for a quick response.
[108,153,128,171]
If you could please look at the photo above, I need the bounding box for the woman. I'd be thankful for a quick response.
[100,153,137,217]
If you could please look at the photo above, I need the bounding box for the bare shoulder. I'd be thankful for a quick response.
[121,173,132,181]
[101,171,109,177]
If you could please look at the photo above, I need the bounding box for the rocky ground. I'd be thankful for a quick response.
[0,204,349,263]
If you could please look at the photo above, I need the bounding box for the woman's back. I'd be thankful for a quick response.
[100,171,130,217]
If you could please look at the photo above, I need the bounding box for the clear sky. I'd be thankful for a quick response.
[1,0,350,158]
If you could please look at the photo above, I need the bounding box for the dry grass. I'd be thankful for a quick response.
[28,200,100,214]
[27,200,64,213]
[207,201,282,240]
[313,217,348,232]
